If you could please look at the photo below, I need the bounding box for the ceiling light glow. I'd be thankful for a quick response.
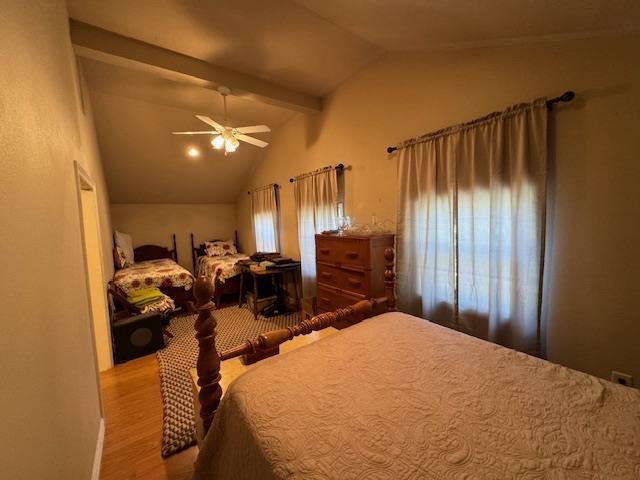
[187,147,200,158]
[225,136,239,153]
[211,134,224,150]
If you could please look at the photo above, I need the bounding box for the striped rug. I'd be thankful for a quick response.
[156,305,301,457]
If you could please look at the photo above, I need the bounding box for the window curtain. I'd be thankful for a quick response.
[294,167,339,296]
[251,185,280,252]
[397,99,548,355]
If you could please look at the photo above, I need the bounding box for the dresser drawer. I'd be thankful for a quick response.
[316,262,369,296]
[315,236,370,268]
[316,285,363,312]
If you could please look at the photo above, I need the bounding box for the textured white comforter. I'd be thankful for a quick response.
[194,312,640,479]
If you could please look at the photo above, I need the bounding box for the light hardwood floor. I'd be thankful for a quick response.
[99,355,197,480]
[100,327,338,479]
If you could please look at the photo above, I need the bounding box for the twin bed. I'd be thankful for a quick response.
[191,248,640,479]
[190,232,249,306]
[111,232,248,310]
[111,234,195,311]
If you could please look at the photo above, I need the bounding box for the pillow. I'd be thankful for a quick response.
[114,246,131,269]
[205,240,237,257]
[114,230,135,265]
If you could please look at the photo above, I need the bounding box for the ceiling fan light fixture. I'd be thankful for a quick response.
[173,86,270,154]
[211,134,224,149]
[224,136,239,153]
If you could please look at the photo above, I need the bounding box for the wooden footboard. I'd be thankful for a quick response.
[193,247,396,435]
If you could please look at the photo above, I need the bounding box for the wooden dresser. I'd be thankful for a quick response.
[315,233,394,327]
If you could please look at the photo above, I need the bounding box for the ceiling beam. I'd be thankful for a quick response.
[69,20,322,114]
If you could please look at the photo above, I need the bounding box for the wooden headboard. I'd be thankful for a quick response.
[113,233,178,269]
[190,231,239,271]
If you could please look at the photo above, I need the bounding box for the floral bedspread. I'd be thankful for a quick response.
[196,253,249,288]
[113,258,194,294]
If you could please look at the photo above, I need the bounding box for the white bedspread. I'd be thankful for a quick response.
[194,312,640,479]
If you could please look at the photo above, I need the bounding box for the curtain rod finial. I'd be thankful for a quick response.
[387,146,398,154]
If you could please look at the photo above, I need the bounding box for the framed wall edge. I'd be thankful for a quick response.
[73,160,111,416]
[90,418,105,480]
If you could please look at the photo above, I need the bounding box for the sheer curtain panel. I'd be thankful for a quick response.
[397,99,548,355]
[294,167,339,296]
[251,185,280,252]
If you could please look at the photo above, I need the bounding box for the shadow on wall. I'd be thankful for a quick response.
[305,100,328,149]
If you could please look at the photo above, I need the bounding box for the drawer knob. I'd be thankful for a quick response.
[321,272,333,279]
[345,251,359,259]
[347,278,362,287]
[319,248,330,255]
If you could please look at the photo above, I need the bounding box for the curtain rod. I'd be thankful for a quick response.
[247,183,280,195]
[386,90,575,154]
[289,163,348,183]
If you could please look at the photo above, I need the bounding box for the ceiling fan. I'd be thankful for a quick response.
[172,86,271,155]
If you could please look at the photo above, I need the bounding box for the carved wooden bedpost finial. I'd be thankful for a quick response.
[193,276,222,434]
[384,247,396,311]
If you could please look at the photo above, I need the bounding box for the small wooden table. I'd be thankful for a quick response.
[238,264,301,319]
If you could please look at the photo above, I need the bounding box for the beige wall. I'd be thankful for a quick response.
[111,203,237,272]
[0,0,114,478]
[237,35,640,383]
[77,72,115,285]
[80,186,113,372]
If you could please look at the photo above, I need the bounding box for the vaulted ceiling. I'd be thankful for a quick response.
[67,0,640,203]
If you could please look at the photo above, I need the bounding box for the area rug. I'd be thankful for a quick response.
[156,305,301,457]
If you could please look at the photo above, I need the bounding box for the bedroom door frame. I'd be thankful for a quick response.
[75,162,113,381]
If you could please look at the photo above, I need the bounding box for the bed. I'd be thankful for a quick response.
[191,232,249,306]
[191,248,640,479]
[112,234,195,310]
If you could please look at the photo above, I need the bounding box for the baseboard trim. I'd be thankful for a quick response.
[91,418,105,480]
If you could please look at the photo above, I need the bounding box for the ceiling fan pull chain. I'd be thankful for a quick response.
[223,94,228,122]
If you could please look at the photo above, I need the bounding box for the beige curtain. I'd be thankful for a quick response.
[397,99,547,355]
[294,167,339,296]
[251,185,280,252]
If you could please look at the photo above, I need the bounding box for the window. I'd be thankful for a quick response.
[294,167,339,295]
[397,98,547,354]
[251,185,280,252]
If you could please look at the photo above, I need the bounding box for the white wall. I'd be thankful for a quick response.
[237,34,640,383]
[0,0,113,478]
[111,203,237,272]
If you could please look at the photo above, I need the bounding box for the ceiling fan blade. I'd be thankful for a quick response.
[235,125,271,134]
[171,130,217,135]
[237,134,269,148]
[195,115,225,132]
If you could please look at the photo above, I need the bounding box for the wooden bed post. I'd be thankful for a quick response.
[384,247,396,311]
[193,276,222,434]
[172,233,178,262]
[190,233,196,274]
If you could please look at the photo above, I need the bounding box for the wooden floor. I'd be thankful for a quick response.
[99,324,338,479]
[99,355,197,480]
